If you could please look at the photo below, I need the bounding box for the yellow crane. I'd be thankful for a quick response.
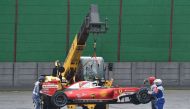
[60,4,107,84]
[45,4,107,84]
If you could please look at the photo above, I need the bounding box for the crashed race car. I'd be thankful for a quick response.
[40,78,151,108]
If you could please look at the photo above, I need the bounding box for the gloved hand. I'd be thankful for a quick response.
[143,79,148,84]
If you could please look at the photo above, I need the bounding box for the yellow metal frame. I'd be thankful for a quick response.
[62,35,85,82]
[84,104,96,109]
[66,104,109,109]
[67,105,77,109]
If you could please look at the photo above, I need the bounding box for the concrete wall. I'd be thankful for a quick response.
[0,62,13,88]
[107,62,190,87]
[0,62,54,90]
[0,62,190,90]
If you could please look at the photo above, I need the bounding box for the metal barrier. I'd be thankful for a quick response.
[0,62,190,89]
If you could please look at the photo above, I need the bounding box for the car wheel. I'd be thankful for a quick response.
[51,91,68,107]
[41,95,60,109]
[136,87,151,104]
[129,94,141,105]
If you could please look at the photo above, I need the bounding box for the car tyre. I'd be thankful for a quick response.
[51,91,68,107]
[136,87,151,104]
[41,95,60,109]
[129,94,141,105]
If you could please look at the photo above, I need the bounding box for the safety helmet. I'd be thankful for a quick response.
[55,60,60,67]
[148,76,156,85]
[154,79,162,86]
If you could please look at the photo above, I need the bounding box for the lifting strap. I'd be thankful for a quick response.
[92,36,99,64]
[93,36,97,57]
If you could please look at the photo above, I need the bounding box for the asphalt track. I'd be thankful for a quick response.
[0,90,189,109]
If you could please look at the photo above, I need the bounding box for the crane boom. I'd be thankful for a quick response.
[62,4,107,83]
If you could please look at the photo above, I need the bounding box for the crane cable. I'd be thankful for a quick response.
[79,36,98,72]
[92,36,100,64]
[93,36,97,57]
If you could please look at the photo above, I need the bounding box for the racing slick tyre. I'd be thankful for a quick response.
[136,87,151,104]
[129,94,141,105]
[51,91,68,107]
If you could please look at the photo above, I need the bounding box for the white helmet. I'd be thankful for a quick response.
[154,79,162,86]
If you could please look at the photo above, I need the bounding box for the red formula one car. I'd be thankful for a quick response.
[40,78,151,108]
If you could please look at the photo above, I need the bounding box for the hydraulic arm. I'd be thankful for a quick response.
[62,4,108,83]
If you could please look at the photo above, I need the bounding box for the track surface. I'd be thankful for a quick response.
[0,90,189,109]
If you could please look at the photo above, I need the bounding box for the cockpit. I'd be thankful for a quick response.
[68,81,101,89]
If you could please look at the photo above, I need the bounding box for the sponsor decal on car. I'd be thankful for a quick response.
[42,84,58,89]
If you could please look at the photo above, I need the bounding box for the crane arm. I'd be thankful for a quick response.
[62,4,107,83]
